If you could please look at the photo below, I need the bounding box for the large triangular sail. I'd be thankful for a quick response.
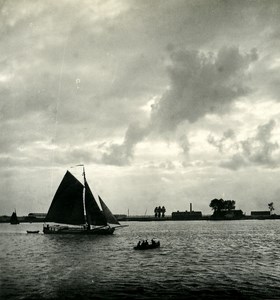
[43,166,125,235]
[98,196,120,225]
[84,181,107,226]
[45,171,85,225]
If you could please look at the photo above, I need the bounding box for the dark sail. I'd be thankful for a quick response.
[84,181,107,226]
[10,211,19,224]
[45,171,85,225]
[99,196,120,225]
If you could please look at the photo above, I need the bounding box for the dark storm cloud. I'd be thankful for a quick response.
[103,46,258,165]
[0,0,278,167]
[151,47,258,131]
[0,0,168,157]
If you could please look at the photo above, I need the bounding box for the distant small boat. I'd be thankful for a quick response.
[27,230,40,234]
[10,210,20,225]
[134,240,160,250]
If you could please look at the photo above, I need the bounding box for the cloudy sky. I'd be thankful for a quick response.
[1,0,280,217]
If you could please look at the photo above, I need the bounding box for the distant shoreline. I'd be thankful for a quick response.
[123,215,280,221]
[1,214,280,223]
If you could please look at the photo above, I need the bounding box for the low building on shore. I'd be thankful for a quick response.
[249,210,278,219]
[172,203,202,220]
[25,213,47,222]
[172,211,202,220]
[251,211,271,217]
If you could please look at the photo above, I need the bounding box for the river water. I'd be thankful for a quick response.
[1,220,280,300]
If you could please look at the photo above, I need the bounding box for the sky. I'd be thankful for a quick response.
[1,0,280,216]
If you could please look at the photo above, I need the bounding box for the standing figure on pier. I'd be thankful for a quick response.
[161,206,166,218]
[158,206,162,218]
[154,206,158,218]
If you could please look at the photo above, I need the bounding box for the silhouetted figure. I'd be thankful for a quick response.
[158,206,161,218]
[154,206,158,218]
[161,206,166,218]
[268,202,274,215]
[151,239,156,245]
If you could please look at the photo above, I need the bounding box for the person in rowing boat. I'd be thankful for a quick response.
[151,239,156,245]
[138,240,148,248]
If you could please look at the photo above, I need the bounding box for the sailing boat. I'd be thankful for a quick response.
[43,166,125,235]
[10,210,20,225]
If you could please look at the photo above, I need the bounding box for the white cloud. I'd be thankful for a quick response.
[102,122,148,165]
[209,120,280,170]
[208,129,236,153]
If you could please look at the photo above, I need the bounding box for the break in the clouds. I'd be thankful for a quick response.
[217,119,280,170]
[1,0,280,216]
[208,129,236,153]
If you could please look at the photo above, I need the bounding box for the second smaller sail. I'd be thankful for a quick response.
[98,196,120,225]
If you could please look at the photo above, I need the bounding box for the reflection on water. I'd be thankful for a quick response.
[1,220,280,299]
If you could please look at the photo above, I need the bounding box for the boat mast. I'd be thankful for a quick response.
[82,165,88,226]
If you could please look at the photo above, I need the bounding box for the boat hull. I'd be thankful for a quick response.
[134,242,160,250]
[43,225,115,235]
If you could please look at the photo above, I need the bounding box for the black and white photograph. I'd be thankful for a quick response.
[1,0,280,299]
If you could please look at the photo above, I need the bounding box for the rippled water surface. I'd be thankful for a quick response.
[1,220,280,299]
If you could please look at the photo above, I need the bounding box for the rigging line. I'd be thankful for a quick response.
[49,33,70,196]
[48,12,80,197]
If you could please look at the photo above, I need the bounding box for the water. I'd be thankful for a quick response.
[1,220,280,300]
